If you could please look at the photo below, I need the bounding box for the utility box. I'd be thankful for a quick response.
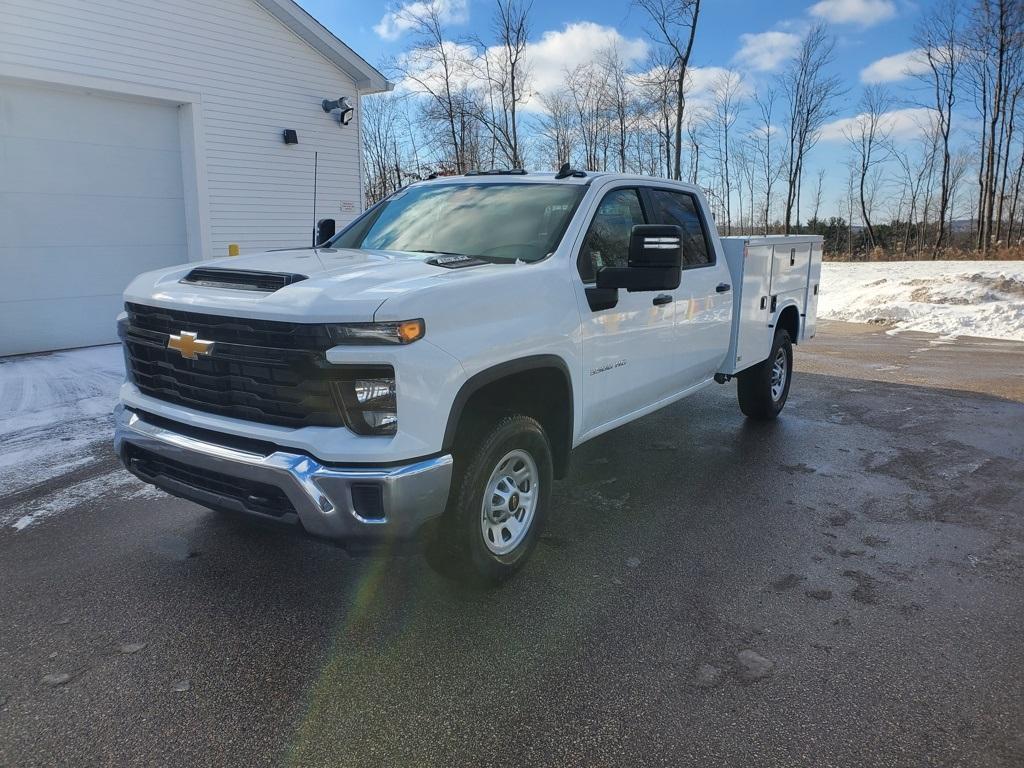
[719,235,824,375]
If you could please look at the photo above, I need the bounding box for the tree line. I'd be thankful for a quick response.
[361,0,1024,259]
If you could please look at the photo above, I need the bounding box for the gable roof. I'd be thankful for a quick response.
[253,0,392,93]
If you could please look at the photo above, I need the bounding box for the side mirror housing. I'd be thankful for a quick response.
[595,224,683,292]
[314,218,336,247]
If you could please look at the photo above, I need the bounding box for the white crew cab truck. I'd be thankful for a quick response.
[114,170,822,582]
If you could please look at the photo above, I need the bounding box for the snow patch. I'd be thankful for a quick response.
[0,345,123,495]
[3,469,162,532]
[819,261,1024,341]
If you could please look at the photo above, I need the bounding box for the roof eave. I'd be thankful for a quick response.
[254,0,393,93]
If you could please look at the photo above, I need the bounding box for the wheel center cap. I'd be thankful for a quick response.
[509,493,520,512]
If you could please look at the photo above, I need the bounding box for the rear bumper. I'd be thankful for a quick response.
[113,405,453,540]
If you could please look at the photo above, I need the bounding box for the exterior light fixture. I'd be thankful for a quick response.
[321,96,354,126]
[282,129,298,144]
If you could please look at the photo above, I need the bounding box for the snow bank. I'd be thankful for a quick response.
[0,344,124,497]
[819,261,1024,341]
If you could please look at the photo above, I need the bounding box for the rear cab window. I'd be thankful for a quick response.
[645,188,714,268]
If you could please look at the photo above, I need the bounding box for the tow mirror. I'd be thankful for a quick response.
[314,218,336,247]
[596,224,682,292]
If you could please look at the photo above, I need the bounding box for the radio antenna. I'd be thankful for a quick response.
[311,151,318,247]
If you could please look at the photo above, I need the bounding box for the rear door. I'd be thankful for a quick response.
[643,186,732,386]
[571,185,680,434]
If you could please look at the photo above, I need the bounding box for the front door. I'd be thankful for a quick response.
[571,186,680,435]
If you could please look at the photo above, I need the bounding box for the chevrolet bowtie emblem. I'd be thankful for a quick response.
[167,331,214,360]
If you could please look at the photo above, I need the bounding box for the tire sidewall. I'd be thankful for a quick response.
[456,417,553,582]
[772,330,793,413]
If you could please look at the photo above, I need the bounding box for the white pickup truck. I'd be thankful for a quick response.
[114,170,822,582]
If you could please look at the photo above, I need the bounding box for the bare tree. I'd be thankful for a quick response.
[810,167,827,226]
[634,0,701,180]
[636,48,678,177]
[967,0,1024,254]
[391,1,477,173]
[475,0,532,168]
[565,62,610,170]
[913,0,965,254]
[537,90,575,167]
[602,46,632,172]
[843,85,894,248]
[752,89,783,233]
[781,23,843,234]
[707,69,744,233]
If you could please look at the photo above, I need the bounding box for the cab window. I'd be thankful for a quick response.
[577,188,646,283]
[646,189,713,268]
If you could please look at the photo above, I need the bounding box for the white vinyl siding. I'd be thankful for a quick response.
[0,0,364,257]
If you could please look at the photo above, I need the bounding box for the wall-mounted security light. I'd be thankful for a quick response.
[282,129,298,144]
[321,96,354,126]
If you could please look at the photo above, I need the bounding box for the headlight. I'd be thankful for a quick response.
[328,319,424,345]
[332,367,398,435]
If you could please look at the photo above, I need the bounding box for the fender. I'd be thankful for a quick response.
[772,301,802,343]
[441,354,574,469]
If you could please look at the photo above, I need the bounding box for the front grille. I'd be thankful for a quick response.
[124,443,296,517]
[125,302,331,350]
[122,303,347,428]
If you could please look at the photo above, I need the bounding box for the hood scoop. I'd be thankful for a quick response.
[180,267,308,293]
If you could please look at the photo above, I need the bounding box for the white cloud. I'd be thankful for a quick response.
[393,39,479,94]
[374,0,468,42]
[525,22,648,100]
[394,22,649,113]
[860,48,930,83]
[734,31,802,72]
[820,107,938,142]
[808,0,896,27]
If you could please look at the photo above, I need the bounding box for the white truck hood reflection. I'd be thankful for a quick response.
[122,247,492,323]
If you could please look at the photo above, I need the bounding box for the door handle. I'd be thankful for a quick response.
[652,294,672,306]
[716,283,731,293]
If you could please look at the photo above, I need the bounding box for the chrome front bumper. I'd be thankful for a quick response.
[113,405,453,540]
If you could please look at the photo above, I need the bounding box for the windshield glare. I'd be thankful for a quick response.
[331,183,585,263]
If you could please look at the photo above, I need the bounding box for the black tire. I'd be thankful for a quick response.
[431,414,552,585]
[737,329,793,420]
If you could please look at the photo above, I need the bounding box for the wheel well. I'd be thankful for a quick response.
[777,305,800,344]
[445,362,573,479]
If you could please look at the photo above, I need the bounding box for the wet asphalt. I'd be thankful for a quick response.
[1,321,1022,767]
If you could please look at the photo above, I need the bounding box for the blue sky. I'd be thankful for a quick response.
[297,0,940,215]
[299,0,924,103]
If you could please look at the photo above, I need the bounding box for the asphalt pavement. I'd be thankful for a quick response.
[1,321,1022,767]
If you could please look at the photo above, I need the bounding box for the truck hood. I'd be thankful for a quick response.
[123,247,499,323]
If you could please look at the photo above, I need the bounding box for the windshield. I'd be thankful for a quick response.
[329,182,585,263]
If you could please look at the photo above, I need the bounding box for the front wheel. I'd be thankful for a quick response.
[737,329,793,420]
[432,414,552,584]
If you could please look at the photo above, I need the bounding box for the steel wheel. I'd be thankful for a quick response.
[770,347,787,402]
[480,449,539,556]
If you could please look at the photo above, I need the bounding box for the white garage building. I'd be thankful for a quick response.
[0,0,390,356]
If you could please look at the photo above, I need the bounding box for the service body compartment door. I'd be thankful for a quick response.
[770,242,812,295]
[719,238,772,374]
[802,241,823,339]
[733,243,773,370]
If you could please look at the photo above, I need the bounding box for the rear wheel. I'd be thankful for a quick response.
[737,329,793,419]
[431,414,552,584]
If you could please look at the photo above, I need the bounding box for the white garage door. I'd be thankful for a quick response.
[0,82,188,356]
